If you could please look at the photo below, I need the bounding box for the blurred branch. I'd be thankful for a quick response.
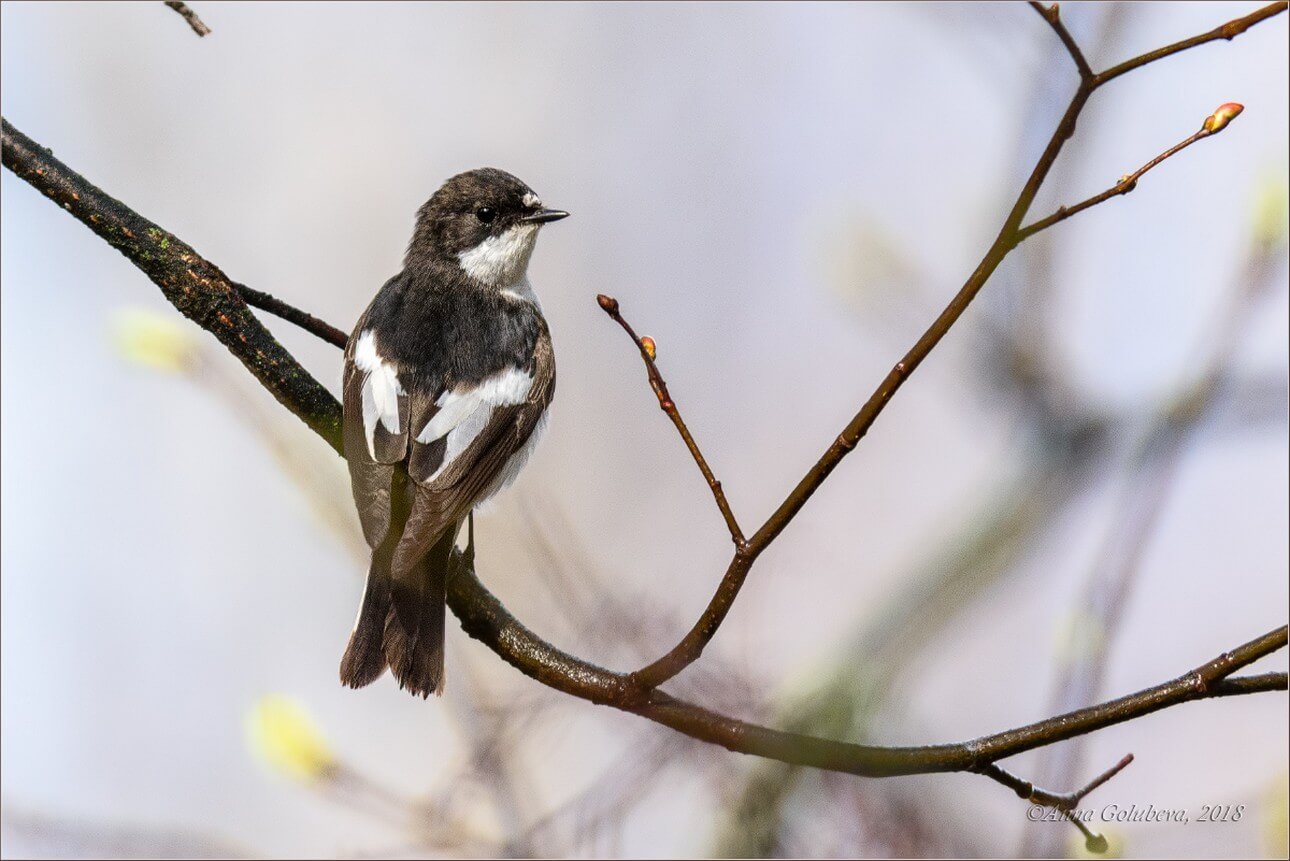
[163,1,211,37]
[1026,232,1286,851]
[0,805,248,859]
[1211,369,1289,431]
[4,2,1287,850]
[628,0,1284,692]
[511,732,685,854]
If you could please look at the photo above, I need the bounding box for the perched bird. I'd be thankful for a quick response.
[340,168,567,697]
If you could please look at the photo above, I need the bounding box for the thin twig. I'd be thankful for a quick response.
[1018,124,1215,242]
[979,754,1134,852]
[233,281,349,348]
[1095,1,1288,86]
[597,293,746,549]
[1028,1,1093,80]
[164,1,211,37]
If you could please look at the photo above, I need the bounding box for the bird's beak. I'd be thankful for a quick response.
[520,208,570,224]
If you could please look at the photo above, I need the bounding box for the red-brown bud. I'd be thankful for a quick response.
[1203,102,1244,134]
[596,294,619,314]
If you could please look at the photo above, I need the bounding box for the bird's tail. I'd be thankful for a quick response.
[384,525,451,697]
[340,516,455,698]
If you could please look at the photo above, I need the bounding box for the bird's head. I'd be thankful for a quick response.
[408,167,568,287]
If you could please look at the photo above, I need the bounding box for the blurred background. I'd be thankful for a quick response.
[2,2,1286,857]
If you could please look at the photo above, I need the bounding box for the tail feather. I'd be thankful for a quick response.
[384,499,458,698]
[383,561,446,698]
[339,563,391,689]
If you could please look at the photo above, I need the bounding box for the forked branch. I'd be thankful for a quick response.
[625,0,1285,694]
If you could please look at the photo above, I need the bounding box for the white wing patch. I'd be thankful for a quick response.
[354,330,404,459]
[416,366,534,482]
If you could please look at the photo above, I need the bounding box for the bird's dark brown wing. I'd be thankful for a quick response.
[390,331,555,577]
[343,308,424,549]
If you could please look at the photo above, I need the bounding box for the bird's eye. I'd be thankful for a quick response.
[475,207,496,224]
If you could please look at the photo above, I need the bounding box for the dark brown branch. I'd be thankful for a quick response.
[628,0,1285,691]
[1029,1,1093,80]
[233,280,349,349]
[1,117,343,452]
[596,294,746,548]
[1095,1,1288,86]
[446,538,1286,777]
[461,543,1290,780]
[164,1,210,37]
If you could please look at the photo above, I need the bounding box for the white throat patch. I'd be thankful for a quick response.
[458,223,539,288]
